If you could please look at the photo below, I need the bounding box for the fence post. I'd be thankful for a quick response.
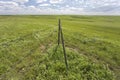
[58,19,68,71]
[58,19,61,46]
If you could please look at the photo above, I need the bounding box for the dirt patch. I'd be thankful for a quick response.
[40,45,46,52]
[67,47,78,53]
[39,43,53,53]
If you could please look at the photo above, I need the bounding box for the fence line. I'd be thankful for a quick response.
[58,19,68,72]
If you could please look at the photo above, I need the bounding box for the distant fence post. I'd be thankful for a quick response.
[58,19,61,46]
[58,19,68,71]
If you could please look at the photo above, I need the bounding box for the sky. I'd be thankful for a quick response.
[0,0,120,15]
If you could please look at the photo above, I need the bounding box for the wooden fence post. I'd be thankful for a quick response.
[58,19,68,71]
[58,19,61,46]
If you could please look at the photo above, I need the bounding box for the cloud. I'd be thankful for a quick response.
[87,5,120,13]
[84,0,120,13]
[12,0,29,4]
[39,3,50,6]
[36,0,47,3]
[49,0,63,4]
[0,1,19,10]
[0,0,120,15]
[0,1,22,14]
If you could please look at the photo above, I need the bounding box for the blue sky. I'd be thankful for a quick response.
[0,0,120,15]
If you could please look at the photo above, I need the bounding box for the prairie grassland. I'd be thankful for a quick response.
[0,15,120,80]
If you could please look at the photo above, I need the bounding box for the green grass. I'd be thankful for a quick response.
[0,15,120,80]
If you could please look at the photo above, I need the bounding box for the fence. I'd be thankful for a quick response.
[58,19,68,71]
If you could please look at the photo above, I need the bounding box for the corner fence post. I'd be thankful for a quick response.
[58,19,68,72]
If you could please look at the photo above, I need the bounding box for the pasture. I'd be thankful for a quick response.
[0,15,120,80]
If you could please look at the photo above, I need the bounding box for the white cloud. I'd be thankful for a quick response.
[0,0,120,15]
[86,0,120,7]
[36,0,47,3]
[28,6,36,9]
[49,0,63,4]
[0,1,18,6]
[39,3,50,6]
[0,1,19,9]
[12,0,29,4]
[84,0,120,13]
[0,1,22,14]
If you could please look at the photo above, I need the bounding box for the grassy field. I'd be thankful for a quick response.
[0,15,120,80]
